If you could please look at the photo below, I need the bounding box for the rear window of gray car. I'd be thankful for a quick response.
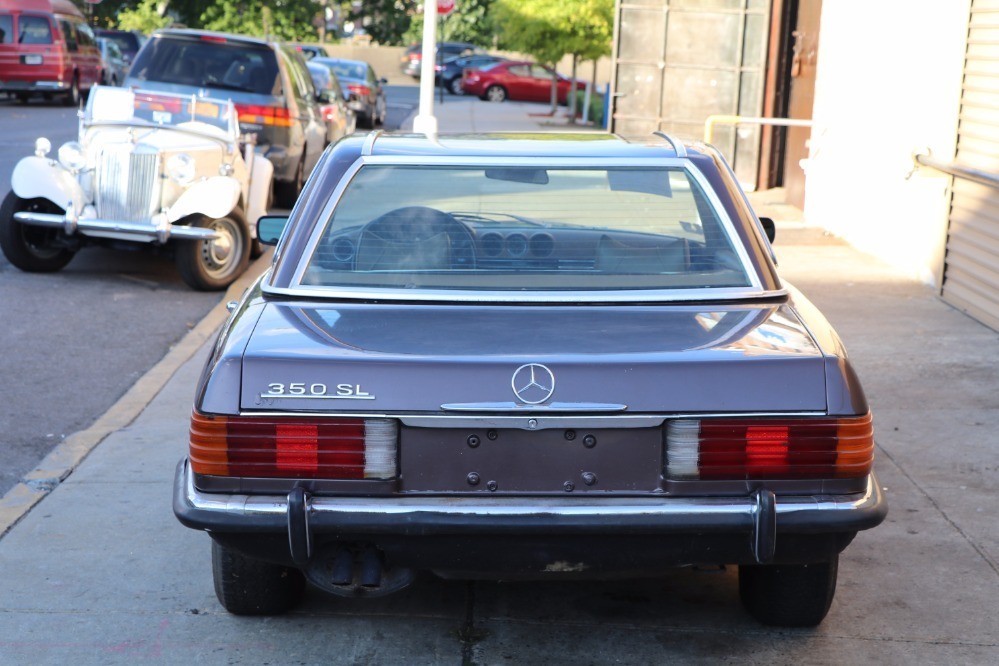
[129,37,279,95]
[300,165,752,294]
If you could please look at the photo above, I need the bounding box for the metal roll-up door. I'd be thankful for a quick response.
[942,0,999,331]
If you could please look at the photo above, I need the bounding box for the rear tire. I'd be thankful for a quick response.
[62,75,80,107]
[211,541,306,616]
[448,78,464,95]
[273,156,305,209]
[739,557,839,627]
[0,192,75,272]
[174,210,250,291]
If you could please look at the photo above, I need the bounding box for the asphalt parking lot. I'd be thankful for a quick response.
[0,100,996,664]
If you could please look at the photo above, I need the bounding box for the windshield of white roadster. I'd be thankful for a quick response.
[301,165,753,293]
[84,86,237,137]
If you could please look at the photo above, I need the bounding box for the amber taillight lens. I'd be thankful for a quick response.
[665,413,874,481]
[189,411,398,479]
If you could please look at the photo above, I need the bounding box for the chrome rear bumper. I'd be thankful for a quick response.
[174,459,886,567]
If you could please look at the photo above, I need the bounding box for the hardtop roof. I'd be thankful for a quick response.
[356,132,705,162]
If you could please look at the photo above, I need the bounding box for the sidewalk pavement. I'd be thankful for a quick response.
[400,96,595,133]
[1,102,998,664]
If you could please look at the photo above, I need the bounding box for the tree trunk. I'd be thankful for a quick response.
[568,55,578,124]
[550,70,558,115]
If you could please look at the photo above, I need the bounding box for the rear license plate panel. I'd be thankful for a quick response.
[23,55,42,65]
[400,426,662,493]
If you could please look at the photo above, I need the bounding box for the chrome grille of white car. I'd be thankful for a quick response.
[96,145,160,222]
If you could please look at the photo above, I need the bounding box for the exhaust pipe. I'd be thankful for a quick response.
[331,548,353,586]
[360,548,383,588]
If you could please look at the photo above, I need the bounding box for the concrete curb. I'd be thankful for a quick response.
[0,252,272,538]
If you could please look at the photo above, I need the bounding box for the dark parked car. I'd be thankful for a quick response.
[435,54,507,95]
[462,60,586,104]
[401,40,480,78]
[311,57,385,129]
[307,60,355,145]
[96,37,127,85]
[292,44,326,61]
[174,132,886,627]
[94,28,142,64]
[126,29,326,208]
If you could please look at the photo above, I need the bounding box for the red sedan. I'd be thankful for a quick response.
[462,60,585,104]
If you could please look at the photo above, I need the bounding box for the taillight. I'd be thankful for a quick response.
[234,104,294,127]
[190,411,398,479]
[319,104,336,121]
[134,92,183,114]
[665,413,874,481]
[347,84,371,97]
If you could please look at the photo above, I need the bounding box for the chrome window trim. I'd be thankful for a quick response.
[270,155,771,302]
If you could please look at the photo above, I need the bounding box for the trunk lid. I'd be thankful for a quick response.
[240,302,828,413]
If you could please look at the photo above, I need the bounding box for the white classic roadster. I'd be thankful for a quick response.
[0,85,273,290]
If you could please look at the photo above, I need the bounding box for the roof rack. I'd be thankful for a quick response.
[652,131,687,158]
[361,129,384,156]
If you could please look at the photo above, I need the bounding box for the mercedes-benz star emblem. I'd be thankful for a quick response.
[511,363,555,405]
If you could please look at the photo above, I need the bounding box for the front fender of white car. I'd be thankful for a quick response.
[166,177,241,223]
[11,156,86,214]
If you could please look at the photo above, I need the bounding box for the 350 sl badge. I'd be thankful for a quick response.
[259,382,375,400]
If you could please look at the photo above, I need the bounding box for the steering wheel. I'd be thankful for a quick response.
[355,206,476,271]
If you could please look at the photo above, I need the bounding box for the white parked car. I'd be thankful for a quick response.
[0,85,273,290]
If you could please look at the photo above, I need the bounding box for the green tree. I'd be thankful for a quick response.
[403,0,497,49]
[115,0,172,33]
[493,0,612,112]
[200,0,321,41]
[350,0,416,46]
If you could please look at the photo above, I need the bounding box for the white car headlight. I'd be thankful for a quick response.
[167,153,196,185]
[57,141,86,171]
[35,137,52,158]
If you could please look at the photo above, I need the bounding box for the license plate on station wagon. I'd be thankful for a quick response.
[23,55,43,65]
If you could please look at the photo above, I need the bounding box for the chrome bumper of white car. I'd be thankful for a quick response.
[13,211,220,243]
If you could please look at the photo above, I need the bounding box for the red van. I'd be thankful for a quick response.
[0,0,101,105]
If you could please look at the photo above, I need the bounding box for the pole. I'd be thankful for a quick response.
[412,1,439,135]
[438,14,445,105]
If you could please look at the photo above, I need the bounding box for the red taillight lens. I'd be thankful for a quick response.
[665,413,874,481]
[134,92,183,114]
[234,104,294,128]
[190,412,398,479]
[200,35,228,44]
[319,104,336,121]
[347,84,371,97]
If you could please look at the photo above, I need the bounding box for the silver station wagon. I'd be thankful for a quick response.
[174,132,887,626]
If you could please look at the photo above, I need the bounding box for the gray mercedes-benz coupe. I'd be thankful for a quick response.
[174,131,886,626]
